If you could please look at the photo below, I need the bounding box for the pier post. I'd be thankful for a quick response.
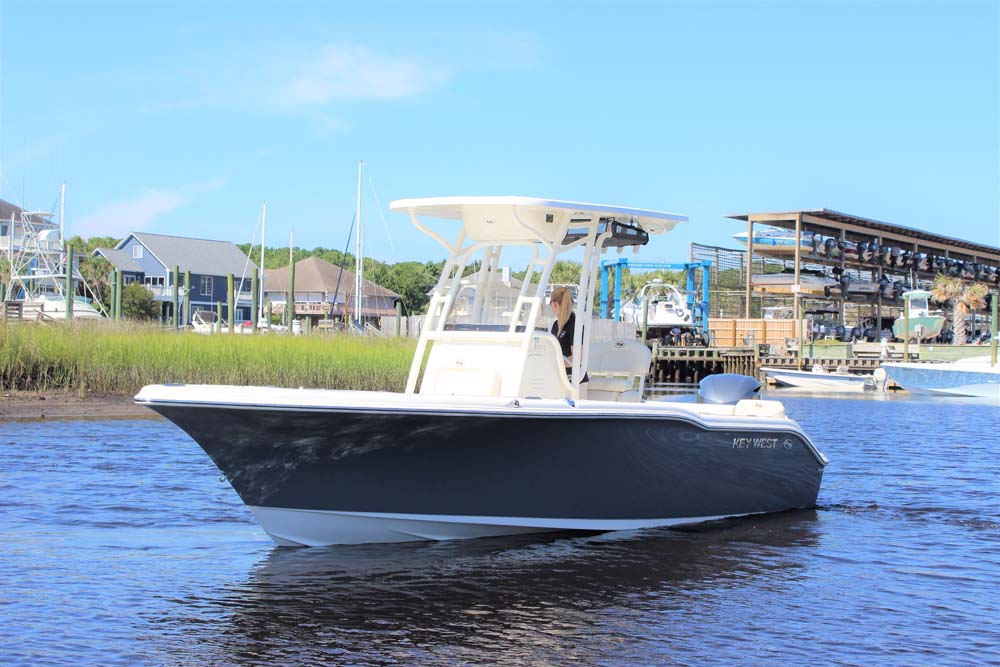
[183,270,191,328]
[216,301,223,333]
[227,273,235,334]
[287,258,296,327]
[115,270,123,321]
[903,305,910,361]
[991,292,998,366]
[395,298,402,336]
[251,268,259,333]
[109,270,116,320]
[64,246,74,320]
[172,265,179,328]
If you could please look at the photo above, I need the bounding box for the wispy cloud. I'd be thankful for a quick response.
[275,43,452,107]
[74,177,228,237]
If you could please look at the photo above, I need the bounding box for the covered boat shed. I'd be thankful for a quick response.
[727,208,1000,331]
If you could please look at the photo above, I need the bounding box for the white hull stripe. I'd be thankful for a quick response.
[249,506,747,547]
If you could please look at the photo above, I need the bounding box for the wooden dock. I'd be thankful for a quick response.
[649,342,922,384]
[649,344,758,383]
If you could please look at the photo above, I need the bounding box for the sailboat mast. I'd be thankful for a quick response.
[355,160,364,325]
[259,202,266,321]
[60,182,67,285]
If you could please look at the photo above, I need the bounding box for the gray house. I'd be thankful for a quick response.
[94,232,257,323]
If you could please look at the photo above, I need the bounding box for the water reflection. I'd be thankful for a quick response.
[179,512,820,665]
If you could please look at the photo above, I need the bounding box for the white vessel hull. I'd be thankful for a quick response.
[881,359,1000,399]
[761,367,873,392]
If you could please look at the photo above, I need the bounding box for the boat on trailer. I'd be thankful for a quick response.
[136,196,827,547]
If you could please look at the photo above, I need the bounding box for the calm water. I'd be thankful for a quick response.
[2,393,999,666]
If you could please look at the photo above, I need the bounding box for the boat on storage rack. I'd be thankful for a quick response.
[135,196,827,547]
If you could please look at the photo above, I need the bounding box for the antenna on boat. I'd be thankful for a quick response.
[354,159,364,327]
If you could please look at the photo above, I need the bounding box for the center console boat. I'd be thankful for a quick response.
[136,197,827,546]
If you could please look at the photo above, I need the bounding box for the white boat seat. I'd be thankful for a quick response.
[586,339,652,402]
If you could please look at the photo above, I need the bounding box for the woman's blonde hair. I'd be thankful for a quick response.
[550,286,573,334]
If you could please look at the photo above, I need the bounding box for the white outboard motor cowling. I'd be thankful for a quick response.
[698,374,761,404]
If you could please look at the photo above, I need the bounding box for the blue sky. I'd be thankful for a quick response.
[1,0,997,266]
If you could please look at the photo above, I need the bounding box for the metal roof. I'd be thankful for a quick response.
[117,232,257,276]
[92,247,144,272]
[727,208,1000,259]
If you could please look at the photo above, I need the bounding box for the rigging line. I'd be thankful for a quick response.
[237,205,262,297]
[331,210,357,320]
[367,176,396,259]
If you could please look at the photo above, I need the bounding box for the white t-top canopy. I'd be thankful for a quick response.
[389,196,687,245]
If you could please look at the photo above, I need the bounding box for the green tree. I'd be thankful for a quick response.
[930,274,965,343]
[121,283,159,320]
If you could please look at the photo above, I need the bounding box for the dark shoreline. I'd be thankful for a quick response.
[0,390,156,422]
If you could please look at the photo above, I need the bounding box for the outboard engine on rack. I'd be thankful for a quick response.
[878,276,892,299]
[839,273,852,294]
[823,238,839,258]
[698,374,761,405]
[811,234,822,255]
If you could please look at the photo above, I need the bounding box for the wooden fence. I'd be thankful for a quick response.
[708,318,804,347]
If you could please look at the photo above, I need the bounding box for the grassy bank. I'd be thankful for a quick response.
[0,321,416,396]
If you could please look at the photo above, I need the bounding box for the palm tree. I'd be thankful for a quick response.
[930,274,965,343]
[961,282,990,343]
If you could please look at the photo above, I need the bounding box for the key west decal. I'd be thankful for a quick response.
[732,436,779,449]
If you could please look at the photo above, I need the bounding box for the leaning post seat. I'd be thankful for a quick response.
[585,338,653,402]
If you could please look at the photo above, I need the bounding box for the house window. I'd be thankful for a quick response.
[200,276,213,295]
[132,246,143,259]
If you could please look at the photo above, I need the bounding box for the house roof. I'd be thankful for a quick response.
[0,198,57,228]
[116,232,256,276]
[265,256,400,299]
[92,247,144,272]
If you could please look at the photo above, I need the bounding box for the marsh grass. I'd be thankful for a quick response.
[0,321,416,395]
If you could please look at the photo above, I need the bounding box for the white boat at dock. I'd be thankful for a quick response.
[761,364,885,393]
[881,356,1000,400]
